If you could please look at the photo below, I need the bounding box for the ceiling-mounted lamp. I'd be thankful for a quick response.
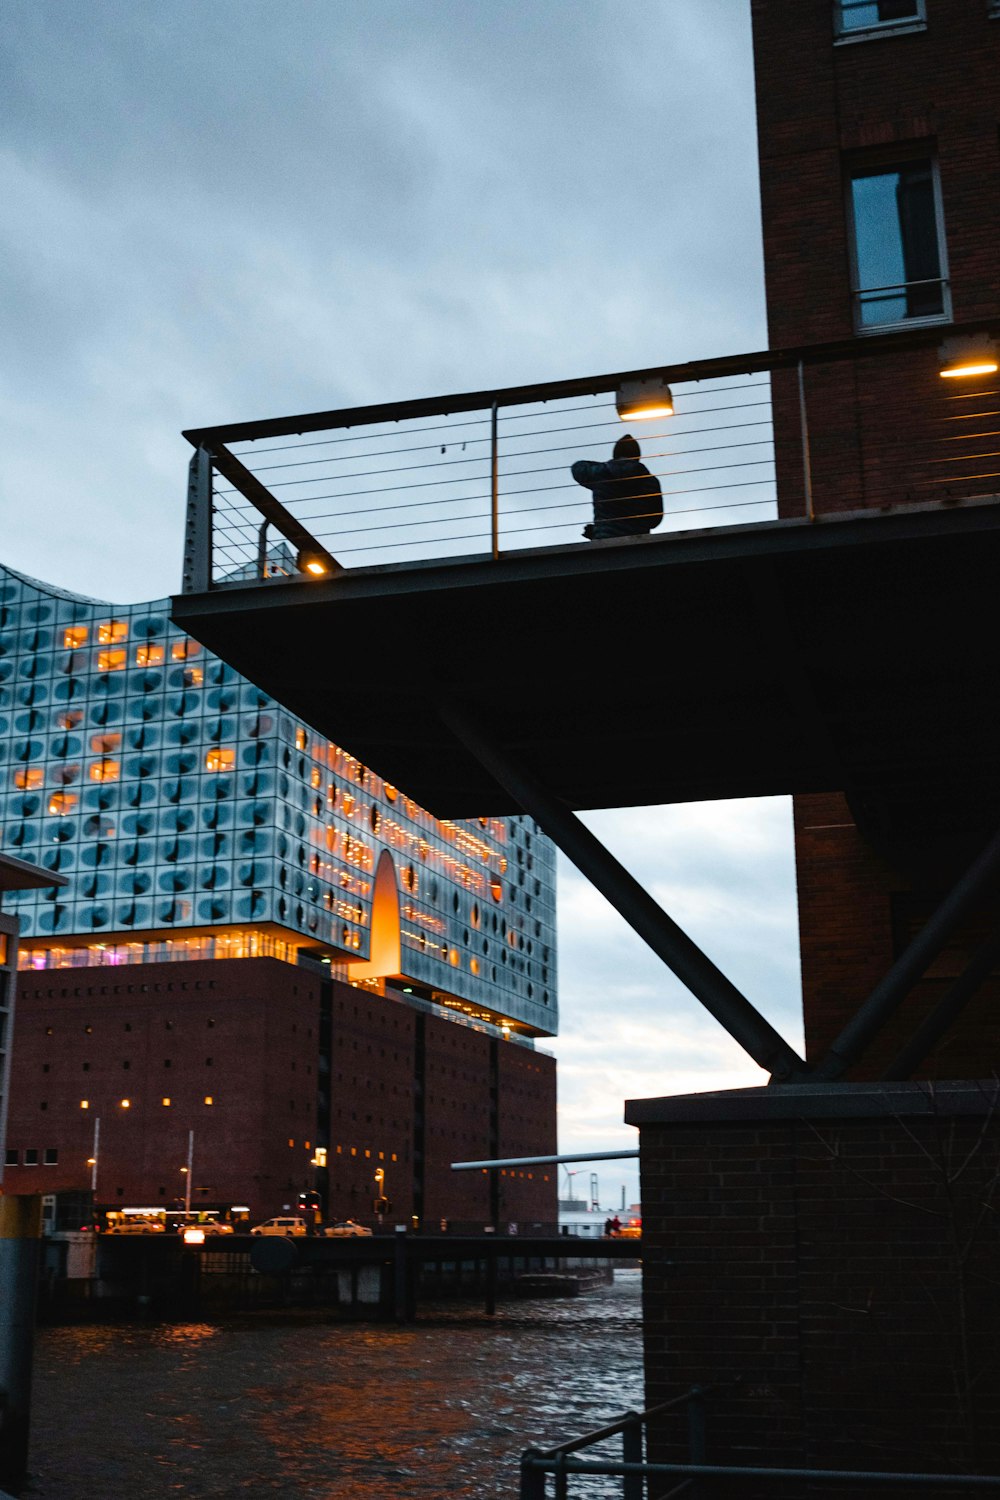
[297,550,331,577]
[616,375,675,421]
[938,333,998,380]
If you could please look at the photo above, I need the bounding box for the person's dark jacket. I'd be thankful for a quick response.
[571,457,663,538]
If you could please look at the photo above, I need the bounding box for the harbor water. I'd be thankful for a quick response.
[25,1269,644,1498]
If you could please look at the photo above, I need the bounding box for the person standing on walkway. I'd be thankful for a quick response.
[572,433,663,540]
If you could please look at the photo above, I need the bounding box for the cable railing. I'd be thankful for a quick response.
[180,320,1000,592]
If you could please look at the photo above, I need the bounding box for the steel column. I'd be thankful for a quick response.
[442,703,809,1083]
[0,1195,42,1494]
[490,400,500,560]
[182,446,213,593]
[816,823,1000,1080]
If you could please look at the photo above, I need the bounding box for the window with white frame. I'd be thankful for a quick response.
[834,0,926,40]
[847,157,950,331]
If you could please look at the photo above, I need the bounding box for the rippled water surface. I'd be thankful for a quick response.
[27,1271,643,1498]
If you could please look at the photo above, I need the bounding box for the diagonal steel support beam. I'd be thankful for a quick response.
[881,924,1000,1081]
[202,440,342,576]
[815,822,1000,1080]
[442,703,809,1083]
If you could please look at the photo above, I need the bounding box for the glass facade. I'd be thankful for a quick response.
[0,564,557,1037]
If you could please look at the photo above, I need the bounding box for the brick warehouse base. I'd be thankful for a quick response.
[625,1082,1000,1489]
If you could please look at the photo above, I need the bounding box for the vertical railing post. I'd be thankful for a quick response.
[797,359,815,522]
[490,400,500,559]
[257,520,269,580]
[622,1411,644,1500]
[519,1449,547,1500]
[182,445,214,592]
[686,1386,707,1500]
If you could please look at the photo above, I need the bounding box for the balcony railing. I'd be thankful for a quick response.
[180,319,1000,591]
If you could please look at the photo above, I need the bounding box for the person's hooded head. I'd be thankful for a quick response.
[613,434,641,461]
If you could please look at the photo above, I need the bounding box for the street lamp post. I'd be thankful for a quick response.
[182,1130,194,1216]
[88,1116,100,1197]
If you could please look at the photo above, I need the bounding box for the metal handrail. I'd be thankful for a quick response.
[519,1383,1000,1497]
[180,316,1000,592]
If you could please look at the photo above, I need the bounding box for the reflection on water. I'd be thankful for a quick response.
[27,1271,644,1498]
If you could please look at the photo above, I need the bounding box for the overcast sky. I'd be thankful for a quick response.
[2,0,802,1210]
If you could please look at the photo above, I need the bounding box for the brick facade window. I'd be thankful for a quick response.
[834,0,925,42]
[847,155,950,331]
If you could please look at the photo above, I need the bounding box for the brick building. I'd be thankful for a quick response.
[755,0,1000,1077]
[4,957,555,1224]
[627,2,1000,1484]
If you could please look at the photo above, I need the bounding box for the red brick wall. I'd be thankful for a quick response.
[753,0,1000,351]
[422,1016,493,1223]
[794,792,1000,1079]
[326,980,416,1222]
[633,1086,1000,1484]
[496,1042,558,1224]
[753,0,1000,1074]
[4,958,318,1219]
[5,962,558,1227]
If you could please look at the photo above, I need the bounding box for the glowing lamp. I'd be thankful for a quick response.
[298,549,331,577]
[939,334,998,380]
[616,376,674,421]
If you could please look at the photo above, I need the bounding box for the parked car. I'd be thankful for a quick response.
[104,1220,165,1235]
[250,1217,308,1237]
[199,1220,235,1236]
[323,1220,373,1237]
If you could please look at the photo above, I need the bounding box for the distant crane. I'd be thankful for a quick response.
[590,1172,600,1212]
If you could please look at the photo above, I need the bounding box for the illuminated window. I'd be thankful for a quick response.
[90,760,121,783]
[384,784,397,802]
[448,949,460,967]
[203,1095,214,1105]
[97,621,128,645]
[288,1138,295,1148]
[205,748,235,772]
[162,1097,171,1107]
[310,767,321,788]
[470,957,480,975]
[80,1099,89,1110]
[14,768,43,790]
[48,792,78,815]
[90,733,122,754]
[171,638,202,660]
[97,650,127,672]
[183,667,203,687]
[295,728,308,750]
[489,877,503,901]
[136,643,165,666]
[120,1098,130,1109]
[57,710,84,730]
[63,626,88,649]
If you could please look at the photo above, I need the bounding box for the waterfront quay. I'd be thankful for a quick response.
[41,1231,637,1324]
[25,1271,644,1499]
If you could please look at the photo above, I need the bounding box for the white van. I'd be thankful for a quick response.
[250,1217,307,1237]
